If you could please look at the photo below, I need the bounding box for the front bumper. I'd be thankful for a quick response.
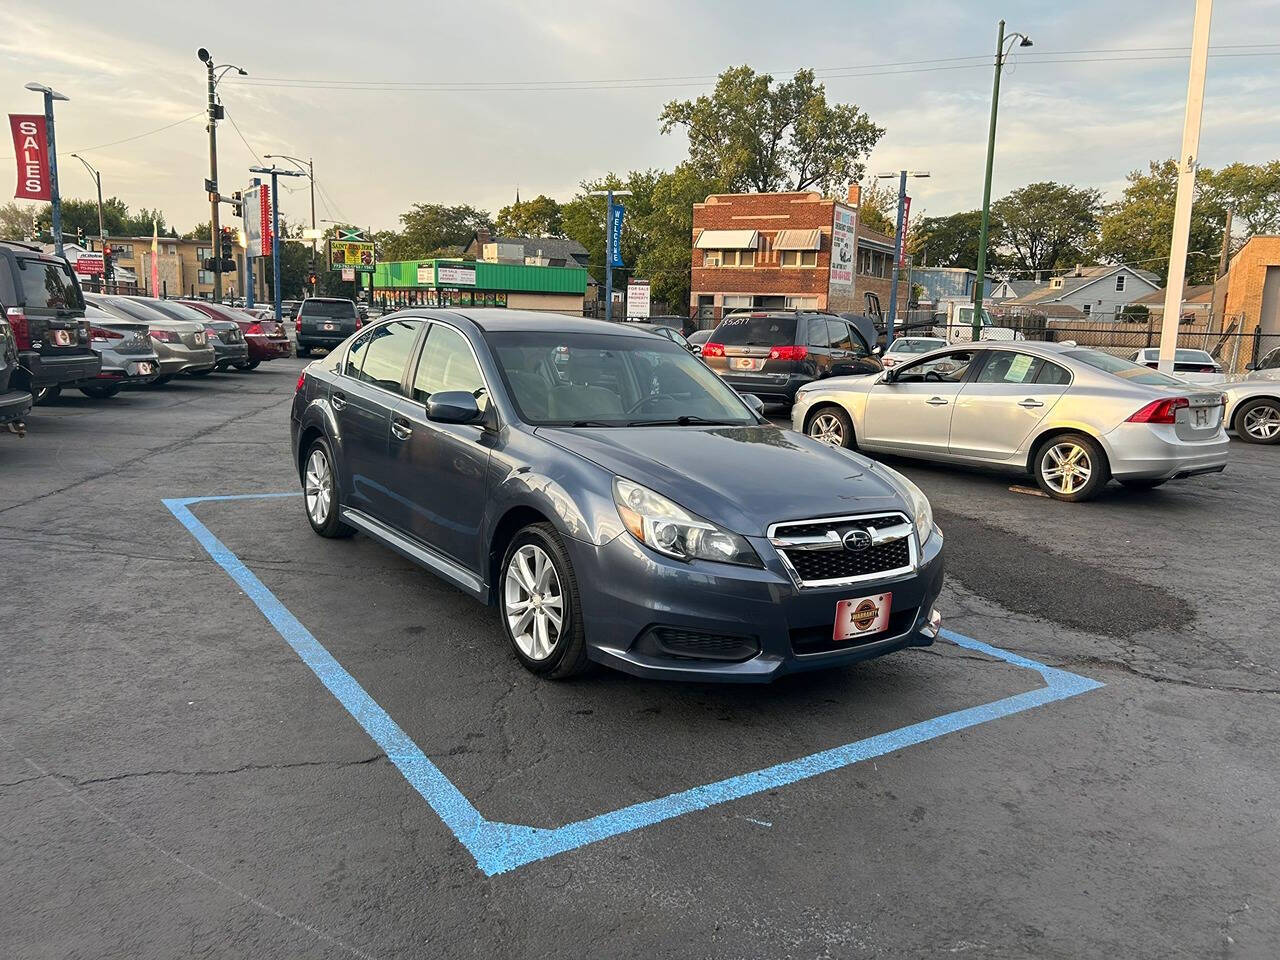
[0,388,32,424]
[1100,422,1231,480]
[17,350,101,388]
[714,371,808,405]
[568,527,945,682]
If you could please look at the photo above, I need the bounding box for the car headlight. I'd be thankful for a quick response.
[879,465,936,542]
[613,478,761,567]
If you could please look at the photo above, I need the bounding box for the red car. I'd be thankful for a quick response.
[180,300,293,369]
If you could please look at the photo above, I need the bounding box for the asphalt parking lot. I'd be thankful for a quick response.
[2,359,1277,959]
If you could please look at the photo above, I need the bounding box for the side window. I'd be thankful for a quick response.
[895,350,976,383]
[829,321,853,352]
[976,352,1046,385]
[847,324,872,357]
[343,328,375,379]
[412,324,489,411]
[806,318,832,349]
[1035,360,1071,385]
[356,320,421,394]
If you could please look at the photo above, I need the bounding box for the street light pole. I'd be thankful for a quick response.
[265,154,317,296]
[69,154,104,251]
[24,82,69,257]
[197,48,248,304]
[877,170,929,346]
[972,21,1032,340]
[251,166,304,324]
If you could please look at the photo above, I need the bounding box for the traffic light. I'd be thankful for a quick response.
[307,272,318,286]
[103,247,113,281]
[219,226,234,259]
[230,191,243,219]
[76,226,85,246]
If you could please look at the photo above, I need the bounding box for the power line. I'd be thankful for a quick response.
[0,113,203,161]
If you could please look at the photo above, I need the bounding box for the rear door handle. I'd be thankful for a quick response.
[926,396,949,406]
[390,417,413,441]
[331,391,347,411]
[1018,398,1045,408]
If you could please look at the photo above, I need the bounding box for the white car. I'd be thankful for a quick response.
[1216,369,1280,444]
[1130,348,1222,383]
[882,336,947,369]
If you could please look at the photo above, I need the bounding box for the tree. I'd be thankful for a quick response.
[379,203,492,262]
[0,201,36,240]
[857,180,898,237]
[1097,160,1226,285]
[495,194,563,238]
[1206,161,1280,236]
[31,196,174,239]
[910,210,993,269]
[659,66,883,194]
[990,181,1101,276]
[257,218,313,299]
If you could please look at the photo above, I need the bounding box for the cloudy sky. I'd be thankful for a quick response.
[2,0,1278,235]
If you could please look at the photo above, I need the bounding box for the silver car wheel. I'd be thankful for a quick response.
[1243,403,1280,441]
[808,412,845,447]
[304,448,333,526]
[504,544,563,661]
[1041,441,1092,496]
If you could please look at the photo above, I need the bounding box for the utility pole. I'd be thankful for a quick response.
[589,188,631,322]
[251,166,304,323]
[197,48,248,304]
[877,170,928,346]
[265,154,317,296]
[972,20,1033,340]
[1158,0,1213,373]
[24,83,69,257]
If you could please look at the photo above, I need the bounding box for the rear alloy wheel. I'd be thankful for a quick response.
[500,524,589,678]
[1034,432,1109,502]
[806,405,854,448]
[303,439,353,538]
[79,383,121,400]
[1236,398,1280,444]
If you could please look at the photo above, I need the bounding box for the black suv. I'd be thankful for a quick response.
[701,311,882,405]
[295,297,360,357]
[0,313,32,435]
[0,241,99,401]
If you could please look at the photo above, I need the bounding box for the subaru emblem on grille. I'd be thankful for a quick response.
[841,529,872,552]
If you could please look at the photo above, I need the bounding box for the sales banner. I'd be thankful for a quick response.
[328,239,375,273]
[608,201,625,268]
[9,114,51,201]
[898,196,912,267]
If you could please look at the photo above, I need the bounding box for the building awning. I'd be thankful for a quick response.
[773,229,821,251]
[695,229,758,250]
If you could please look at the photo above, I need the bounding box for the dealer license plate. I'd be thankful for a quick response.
[322,322,337,332]
[732,357,764,372]
[133,361,154,376]
[50,329,73,346]
[833,592,892,642]
[1193,406,1210,427]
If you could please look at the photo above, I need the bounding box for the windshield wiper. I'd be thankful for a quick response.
[568,419,618,427]
[627,415,741,427]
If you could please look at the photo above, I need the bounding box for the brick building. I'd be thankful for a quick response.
[1213,235,1280,370]
[689,187,908,324]
[103,235,247,300]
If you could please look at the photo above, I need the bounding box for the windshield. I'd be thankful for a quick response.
[487,330,757,427]
[90,296,166,325]
[892,338,945,354]
[713,315,797,346]
[1067,349,1183,386]
[300,300,356,318]
[16,257,84,311]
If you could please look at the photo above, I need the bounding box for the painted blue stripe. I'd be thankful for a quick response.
[166,492,1104,877]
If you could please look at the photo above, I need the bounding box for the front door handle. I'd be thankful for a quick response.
[926,396,949,406]
[390,417,413,441]
[1018,398,1045,408]
[331,391,347,411]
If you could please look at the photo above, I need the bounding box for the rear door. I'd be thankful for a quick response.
[861,349,979,455]
[331,324,403,518]
[948,351,1071,461]
[805,317,835,379]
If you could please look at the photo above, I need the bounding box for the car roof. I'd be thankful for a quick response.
[441,309,656,336]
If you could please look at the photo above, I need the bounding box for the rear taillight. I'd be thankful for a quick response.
[295,373,306,394]
[245,322,263,336]
[89,326,124,342]
[1127,397,1189,425]
[769,345,808,361]
[5,307,29,350]
[150,329,178,343]
[702,342,725,358]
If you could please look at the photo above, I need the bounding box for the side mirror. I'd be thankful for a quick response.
[1246,362,1257,371]
[740,393,765,415]
[872,344,882,355]
[883,368,899,384]
[426,390,482,424]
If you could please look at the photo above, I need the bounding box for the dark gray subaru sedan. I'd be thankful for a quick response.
[290,310,944,682]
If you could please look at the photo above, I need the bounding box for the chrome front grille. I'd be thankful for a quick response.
[768,512,916,588]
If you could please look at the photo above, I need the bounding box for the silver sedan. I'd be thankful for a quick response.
[791,341,1229,501]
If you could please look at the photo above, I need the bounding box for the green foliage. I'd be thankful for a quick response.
[991,181,1101,275]
[910,210,992,269]
[660,66,883,194]
[1205,161,1280,236]
[0,201,36,240]
[1097,160,1226,285]
[857,180,898,237]
[31,196,175,238]
[379,203,493,262]
[495,194,563,238]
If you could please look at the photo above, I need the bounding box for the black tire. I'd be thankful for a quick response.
[805,404,854,448]
[232,361,251,371]
[153,375,173,386]
[296,345,310,358]
[187,367,214,378]
[1032,431,1110,502]
[498,523,590,679]
[244,359,261,370]
[31,384,61,405]
[1119,478,1167,491]
[1234,397,1280,445]
[79,383,121,400]
[302,437,354,538]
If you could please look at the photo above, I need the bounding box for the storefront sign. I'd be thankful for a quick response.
[74,252,105,276]
[329,239,375,273]
[626,280,651,319]
[9,114,50,201]
[416,263,434,285]
[342,266,355,282]
[830,205,854,288]
[437,265,476,286]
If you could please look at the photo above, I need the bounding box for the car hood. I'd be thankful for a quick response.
[536,423,911,536]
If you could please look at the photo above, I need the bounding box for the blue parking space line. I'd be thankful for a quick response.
[165,492,1105,877]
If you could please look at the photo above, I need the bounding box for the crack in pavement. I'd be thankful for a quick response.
[0,754,386,789]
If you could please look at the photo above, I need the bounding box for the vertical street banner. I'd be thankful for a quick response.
[9,114,51,201]
[830,205,854,288]
[899,196,912,267]
[608,201,625,268]
[243,184,271,257]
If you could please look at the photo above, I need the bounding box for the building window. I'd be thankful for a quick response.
[197,247,212,261]
[784,296,818,309]
[1113,303,1124,318]
[1082,304,1091,316]
[198,270,215,285]
[706,249,754,267]
[780,250,818,267]
[1115,274,1126,292]
[113,243,134,257]
[723,295,753,309]
[1051,277,1064,288]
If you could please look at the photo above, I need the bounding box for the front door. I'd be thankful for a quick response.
[948,352,1071,461]
[386,322,493,572]
[860,349,979,455]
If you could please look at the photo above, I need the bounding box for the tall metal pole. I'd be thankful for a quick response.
[308,158,318,296]
[206,57,222,303]
[270,171,282,323]
[1158,0,1214,373]
[70,154,105,252]
[605,189,614,323]
[972,19,1006,341]
[42,90,64,258]
[886,170,908,347]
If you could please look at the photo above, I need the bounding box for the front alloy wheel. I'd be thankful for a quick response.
[1237,398,1280,444]
[806,405,853,448]
[504,544,564,661]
